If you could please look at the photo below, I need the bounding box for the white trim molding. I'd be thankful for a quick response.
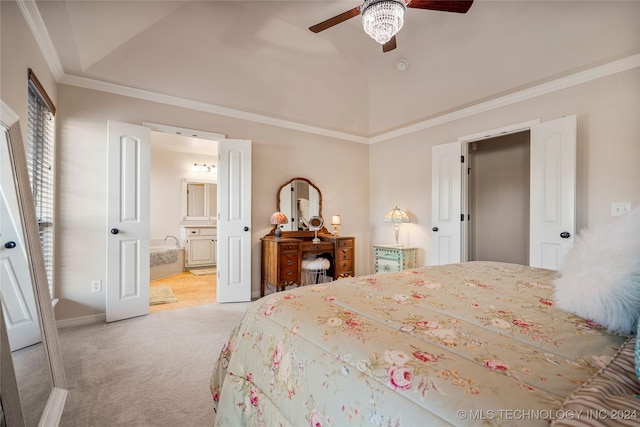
[370,55,640,144]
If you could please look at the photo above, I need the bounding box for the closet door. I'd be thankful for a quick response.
[430,141,462,265]
[529,115,576,269]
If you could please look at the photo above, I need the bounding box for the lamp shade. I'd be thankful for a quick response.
[270,212,288,225]
[384,206,410,223]
[331,215,342,225]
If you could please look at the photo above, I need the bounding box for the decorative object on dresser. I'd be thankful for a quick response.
[260,177,355,297]
[270,211,288,238]
[384,205,410,245]
[374,244,418,273]
[308,215,324,243]
[331,214,342,236]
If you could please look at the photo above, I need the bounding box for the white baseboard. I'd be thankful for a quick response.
[56,313,105,329]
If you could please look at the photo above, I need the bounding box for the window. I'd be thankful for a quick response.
[27,69,56,297]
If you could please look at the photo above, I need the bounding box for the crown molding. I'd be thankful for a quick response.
[18,0,639,145]
[369,54,640,144]
[59,74,369,144]
[16,0,65,80]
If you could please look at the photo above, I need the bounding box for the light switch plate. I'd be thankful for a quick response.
[611,202,631,216]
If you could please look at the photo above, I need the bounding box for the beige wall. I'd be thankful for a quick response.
[1,0,57,143]
[150,146,217,243]
[3,0,639,322]
[369,68,640,267]
[53,85,369,320]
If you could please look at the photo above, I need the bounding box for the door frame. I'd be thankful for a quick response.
[458,120,540,262]
[143,123,253,303]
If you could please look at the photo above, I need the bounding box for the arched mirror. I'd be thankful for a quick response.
[277,177,323,232]
[0,101,67,426]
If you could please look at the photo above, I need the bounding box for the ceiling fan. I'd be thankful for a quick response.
[309,0,474,52]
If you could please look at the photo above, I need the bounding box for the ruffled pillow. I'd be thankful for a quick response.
[554,207,640,335]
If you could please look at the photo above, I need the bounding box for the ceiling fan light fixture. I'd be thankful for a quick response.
[361,0,406,45]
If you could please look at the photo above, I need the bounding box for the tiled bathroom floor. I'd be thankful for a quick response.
[149,271,216,313]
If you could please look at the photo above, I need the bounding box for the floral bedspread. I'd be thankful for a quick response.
[210,262,628,426]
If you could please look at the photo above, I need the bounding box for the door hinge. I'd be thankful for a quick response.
[461,214,464,221]
[461,155,465,163]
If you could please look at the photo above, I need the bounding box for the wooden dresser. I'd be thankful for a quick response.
[261,234,355,296]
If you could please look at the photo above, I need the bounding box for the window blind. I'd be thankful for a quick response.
[27,69,55,298]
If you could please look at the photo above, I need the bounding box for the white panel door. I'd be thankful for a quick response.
[0,132,41,350]
[106,121,150,322]
[529,115,576,269]
[430,141,462,265]
[217,139,252,303]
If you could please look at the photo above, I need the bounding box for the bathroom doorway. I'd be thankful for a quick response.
[148,128,220,313]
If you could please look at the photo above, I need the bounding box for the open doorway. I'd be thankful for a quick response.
[148,128,220,312]
[467,131,530,264]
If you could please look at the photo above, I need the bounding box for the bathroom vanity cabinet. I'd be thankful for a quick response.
[182,226,216,267]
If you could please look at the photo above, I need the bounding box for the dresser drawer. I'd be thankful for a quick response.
[336,238,354,248]
[280,253,298,268]
[280,253,298,283]
[375,258,401,273]
[301,242,334,252]
[336,247,353,261]
[375,248,402,262]
[280,242,299,251]
[335,259,354,274]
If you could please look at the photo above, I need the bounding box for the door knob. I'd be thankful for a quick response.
[244,226,249,232]
[432,227,439,232]
[110,228,119,235]
[560,231,571,239]
[4,241,16,249]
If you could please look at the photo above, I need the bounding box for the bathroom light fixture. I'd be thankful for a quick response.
[270,212,289,238]
[192,163,216,173]
[384,206,410,246]
[361,0,406,45]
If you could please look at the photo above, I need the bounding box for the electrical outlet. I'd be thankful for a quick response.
[91,280,102,293]
[611,202,631,217]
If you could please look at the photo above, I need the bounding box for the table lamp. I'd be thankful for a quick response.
[270,212,288,238]
[331,215,342,236]
[384,206,410,246]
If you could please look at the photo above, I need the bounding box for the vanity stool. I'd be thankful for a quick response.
[301,256,330,285]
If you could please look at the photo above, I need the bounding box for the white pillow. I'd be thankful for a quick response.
[554,207,640,335]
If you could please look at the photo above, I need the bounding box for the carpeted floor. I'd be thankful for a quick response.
[58,302,251,426]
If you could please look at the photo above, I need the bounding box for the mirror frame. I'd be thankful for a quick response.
[1,100,67,425]
[269,177,329,238]
[180,178,217,223]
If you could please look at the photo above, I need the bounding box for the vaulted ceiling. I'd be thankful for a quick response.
[33,0,640,138]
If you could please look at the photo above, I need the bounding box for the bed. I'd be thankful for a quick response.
[210,261,639,426]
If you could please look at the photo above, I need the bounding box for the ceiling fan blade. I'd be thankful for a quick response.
[309,6,361,33]
[382,36,397,53]
[408,0,474,13]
